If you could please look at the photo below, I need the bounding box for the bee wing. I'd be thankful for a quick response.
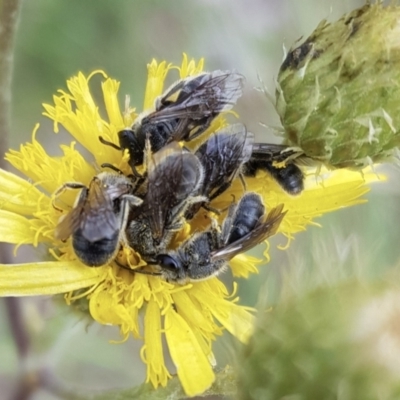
[55,179,120,243]
[211,204,286,262]
[143,142,203,239]
[54,187,89,241]
[146,71,245,141]
[159,71,245,115]
[80,178,122,242]
[196,124,254,197]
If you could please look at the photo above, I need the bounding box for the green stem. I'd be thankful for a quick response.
[0,0,22,169]
[0,3,34,400]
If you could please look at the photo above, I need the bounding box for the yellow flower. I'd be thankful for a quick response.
[0,54,381,396]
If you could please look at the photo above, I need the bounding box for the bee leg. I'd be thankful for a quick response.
[124,194,143,208]
[119,195,143,243]
[220,198,238,243]
[200,175,242,215]
[168,195,208,228]
[154,230,175,255]
[169,116,214,143]
[52,182,86,211]
[210,218,223,249]
[186,120,211,141]
[202,203,221,215]
[98,136,121,151]
[134,268,162,276]
[208,181,234,202]
[143,136,152,169]
[242,158,260,177]
[128,162,144,180]
[52,201,64,213]
[127,171,145,194]
[133,259,163,276]
[238,171,247,192]
[207,169,247,205]
[54,182,86,195]
[114,259,161,276]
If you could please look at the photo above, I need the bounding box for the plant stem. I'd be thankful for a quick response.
[0,0,22,170]
[0,2,33,400]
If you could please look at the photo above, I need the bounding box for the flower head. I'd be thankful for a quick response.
[0,54,379,396]
[277,3,400,168]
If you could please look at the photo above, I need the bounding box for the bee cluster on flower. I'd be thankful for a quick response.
[0,54,380,396]
[53,69,293,284]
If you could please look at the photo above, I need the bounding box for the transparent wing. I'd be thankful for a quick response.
[55,178,120,243]
[80,178,122,242]
[211,204,286,261]
[54,187,89,241]
[144,71,245,141]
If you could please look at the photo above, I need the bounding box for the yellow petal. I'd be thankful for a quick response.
[0,169,46,215]
[143,59,172,110]
[278,171,374,234]
[237,168,380,235]
[179,54,204,78]
[165,308,215,396]
[211,301,255,343]
[102,78,124,130]
[230,254,262,278]
[142,299,171,387]
[173,290,222,336]
[89,288,132,327]
[42,72,122,166]
[190,280,255,343]
[67,71,107,114]
[0,210,39,245]
[6,131,96,196]
[192,329,216,366]
[0,261,104,296]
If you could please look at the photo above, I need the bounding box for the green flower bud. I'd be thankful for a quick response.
[238,280,400,400]
[276,3,400,168]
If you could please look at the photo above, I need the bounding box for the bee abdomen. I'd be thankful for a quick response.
[228,193,264,243]
[72,230,119,267]
[266,163,304,195]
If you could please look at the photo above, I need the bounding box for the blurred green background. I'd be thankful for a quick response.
[2,0,399,399]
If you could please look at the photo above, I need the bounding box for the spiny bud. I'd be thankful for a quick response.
[276,3,400,168]
[238,280,400,399]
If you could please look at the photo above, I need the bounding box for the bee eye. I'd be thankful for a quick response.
[118,129,135,147]
[157,254,178,271]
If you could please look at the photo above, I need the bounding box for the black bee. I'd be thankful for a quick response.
[100,70,245,174]
[243,143,305,195]
[125,142,205,261]
[54,173,142,267]
[154,192,286,283]
[185,123,254,219]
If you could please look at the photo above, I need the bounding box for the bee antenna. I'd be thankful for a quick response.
[99,136,122,151]
[101,163,124,174]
